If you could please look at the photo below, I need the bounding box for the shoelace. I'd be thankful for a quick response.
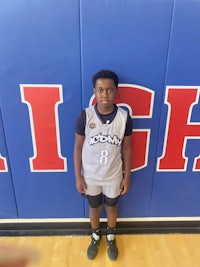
[91,237,99,246]
[109,240,115,246]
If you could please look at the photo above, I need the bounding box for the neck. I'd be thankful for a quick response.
[96,104,115,114]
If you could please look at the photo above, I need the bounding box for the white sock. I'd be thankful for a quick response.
[107,234,115,241]
[92,232,100,241]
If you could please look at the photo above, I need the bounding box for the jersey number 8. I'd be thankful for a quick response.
[100,150,109,165]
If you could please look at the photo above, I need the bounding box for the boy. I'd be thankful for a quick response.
[74,69,132,261]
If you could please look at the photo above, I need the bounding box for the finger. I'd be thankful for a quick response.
[121,186,127,195]
[83,181,87,191]
[120,187,124,194]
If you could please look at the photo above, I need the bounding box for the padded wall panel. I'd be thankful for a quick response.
[0,110,18,218]
[0,0,84,218]
[80,0,174,217]
[151,0,200,216]
[1,0,199,220]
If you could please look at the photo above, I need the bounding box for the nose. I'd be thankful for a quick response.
[102,90,109,96]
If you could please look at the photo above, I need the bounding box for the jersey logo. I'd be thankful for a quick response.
[90,133,122,146]
[89,122,96,129]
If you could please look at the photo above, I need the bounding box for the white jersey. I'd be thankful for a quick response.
[82,105,128,186]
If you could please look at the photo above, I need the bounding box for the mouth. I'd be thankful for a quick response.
[101,99,109,104]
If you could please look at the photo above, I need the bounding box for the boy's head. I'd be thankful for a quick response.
[92,70,119,110]
[92,69,119,88]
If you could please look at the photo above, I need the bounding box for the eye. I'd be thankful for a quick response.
[108,89,114,93]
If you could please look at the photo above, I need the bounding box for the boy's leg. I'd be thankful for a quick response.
[104,204,118,229]
[104,203,119,261]
[89,205,102,230]
[103,185,120,229]
[85,187,103,260]
[87,205,102,260]
[103,185,120,261]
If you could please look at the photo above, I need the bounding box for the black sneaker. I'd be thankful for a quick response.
[87,234,101,260]
[106,235,118,261]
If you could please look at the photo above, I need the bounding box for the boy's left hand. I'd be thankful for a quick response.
[120,178,130,195]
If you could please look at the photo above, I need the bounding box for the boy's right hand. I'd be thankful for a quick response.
[76,176,87,194]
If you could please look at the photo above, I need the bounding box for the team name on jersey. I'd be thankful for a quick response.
[90,133,122,146]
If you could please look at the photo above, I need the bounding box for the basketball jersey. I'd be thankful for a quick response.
[82,105,128,186]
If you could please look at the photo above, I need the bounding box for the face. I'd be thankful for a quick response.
[94,78,117,111]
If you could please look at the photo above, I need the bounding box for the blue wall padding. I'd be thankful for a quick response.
[0,0,200,219]
[0,110,18,218]
[151,0,200,216]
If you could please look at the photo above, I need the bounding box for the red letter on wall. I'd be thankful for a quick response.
[0,154,8,172]
[90,84,154,171]
[20,84,67,172]
[157,87,200,171]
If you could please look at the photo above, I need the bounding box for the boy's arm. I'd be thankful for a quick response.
[120,135,132,195]
[74,133,87,194]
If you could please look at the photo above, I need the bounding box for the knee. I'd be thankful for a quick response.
[104,195,120,207]
[87,193,102,208]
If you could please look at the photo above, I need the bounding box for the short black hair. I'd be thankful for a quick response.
[92,69,119,88]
